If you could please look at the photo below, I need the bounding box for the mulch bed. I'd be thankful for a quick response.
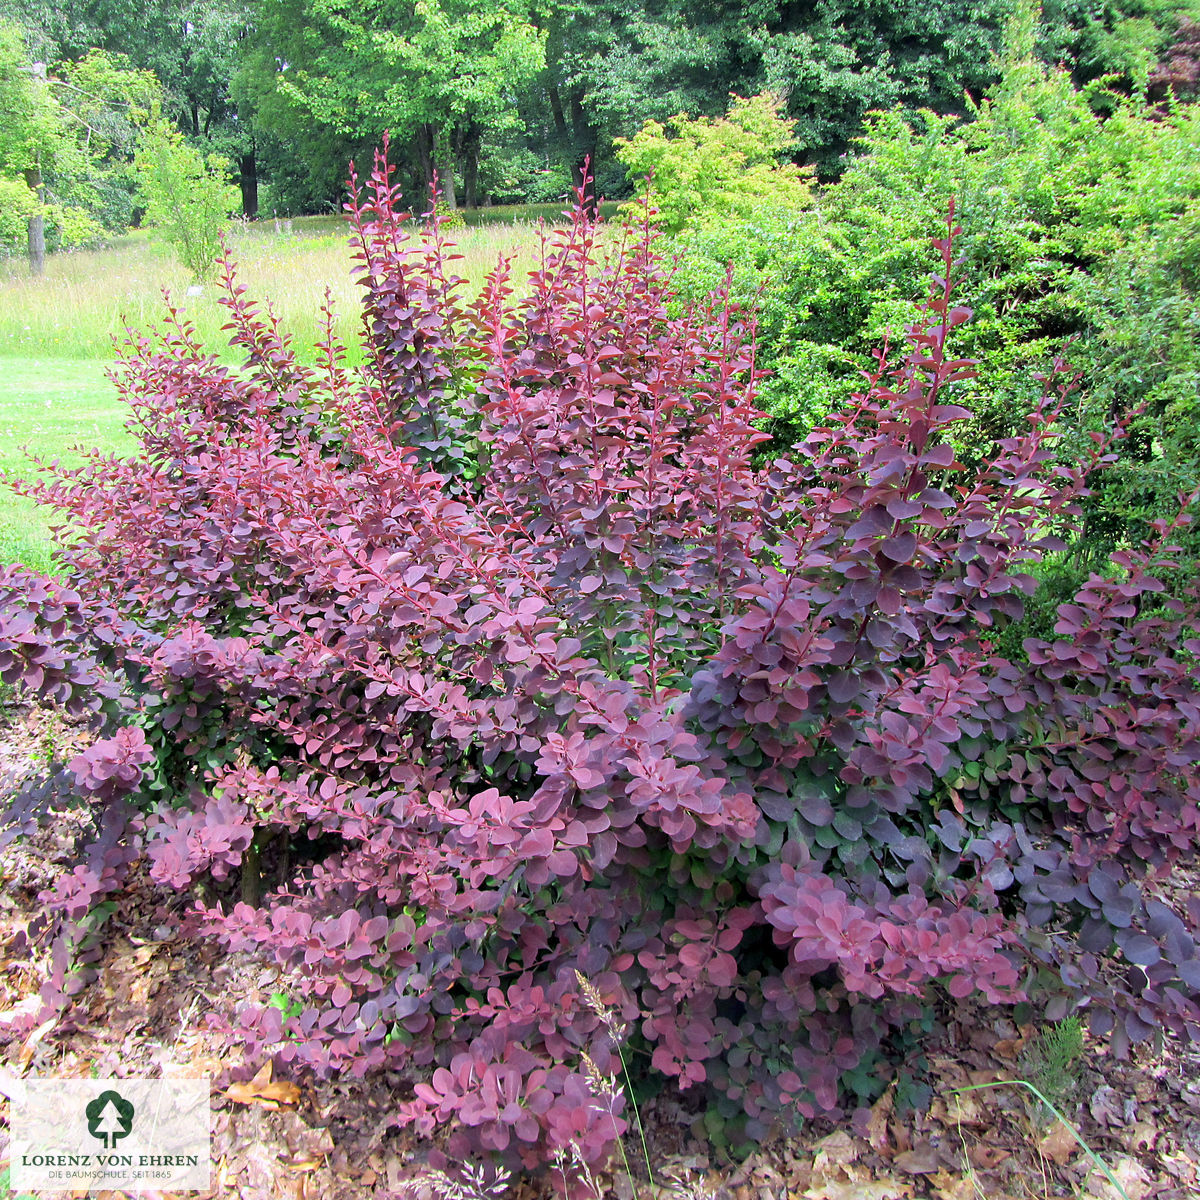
[0,696,1196,1200]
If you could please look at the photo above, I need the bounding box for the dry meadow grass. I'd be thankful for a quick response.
[0,215,545,365]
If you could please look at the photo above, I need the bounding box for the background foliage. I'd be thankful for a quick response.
[2,0,1197,225]
[0,23,159,256]
[614,92,812,235]
[669,21,1200,597]
[134,115,240,279]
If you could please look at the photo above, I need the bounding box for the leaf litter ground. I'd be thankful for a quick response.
[0,699,1196,1200]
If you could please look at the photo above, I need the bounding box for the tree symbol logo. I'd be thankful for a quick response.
[85,1090,135,1148]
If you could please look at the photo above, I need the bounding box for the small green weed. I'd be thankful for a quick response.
[575,971,655,1195]
[267,991,306,1043]
[399,1162,511,1200]
[267,991,304,1023]
[1019,1016,1085,1122]
[34,714,65,766]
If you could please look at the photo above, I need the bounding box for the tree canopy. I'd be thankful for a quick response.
[0,0,1197,219]
[0,20,160,266]
[235,0,546,208]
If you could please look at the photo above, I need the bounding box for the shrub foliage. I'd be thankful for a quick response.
[134,116,240,281]
[676,38,1200,573]
[614,92,813,236]
[3,150,1200,1176]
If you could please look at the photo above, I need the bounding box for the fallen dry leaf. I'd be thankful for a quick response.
[810,1128,862,1188]
[929,1171,978,1200]
[992,1036,1026,1059]
[1090,1084,1126,1127]
[804,1179,912,1200]
[866,1084,895,1153]
[927,1054,969,1085]
[747,1161,786,1193]
[967,1142,1010,1169]
[225,1078,302,1108]
[893,1142,940,1175]
[1081,1154,1152,1200]
[1125,1120,1157,1153]
[225,1061,301,1109]
[612,1174,635,1200]
[284,1153,323,1172]
[1037,1120,1079,1166]
[965,1068,1003,1087]
[812,1130,860,1166]
[131,944,159,967]
[164,1055,225,1079]
[129,960,164,1005]
[935,1089,987,1127]
[385,1156,407,1193]
[1161,1150,1198,1185]
[17,1013,57,1067]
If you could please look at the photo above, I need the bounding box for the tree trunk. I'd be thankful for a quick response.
[26,212,45,276]
[23,165,45,277]
[462,148,478,209]
[548,83,569,141]
[415,124,435,198]
[240,148,259,220]
[435,133,457,210]
[460,124,480,209]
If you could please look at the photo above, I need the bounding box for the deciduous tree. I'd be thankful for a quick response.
[236,0,545,207]
[0,22,159,270]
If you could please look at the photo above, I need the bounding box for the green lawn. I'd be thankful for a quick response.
[0,358,133,573]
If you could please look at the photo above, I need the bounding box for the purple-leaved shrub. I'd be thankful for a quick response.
[2,145,1200,1176]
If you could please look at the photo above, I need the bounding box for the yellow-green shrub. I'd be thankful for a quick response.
[614,92,813,235]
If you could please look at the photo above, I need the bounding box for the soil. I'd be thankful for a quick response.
[0,696,1196,1200]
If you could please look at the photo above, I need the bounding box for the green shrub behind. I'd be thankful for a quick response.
[673,38,1200,571]
[615,92,813,236]
[134,117,240,281]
